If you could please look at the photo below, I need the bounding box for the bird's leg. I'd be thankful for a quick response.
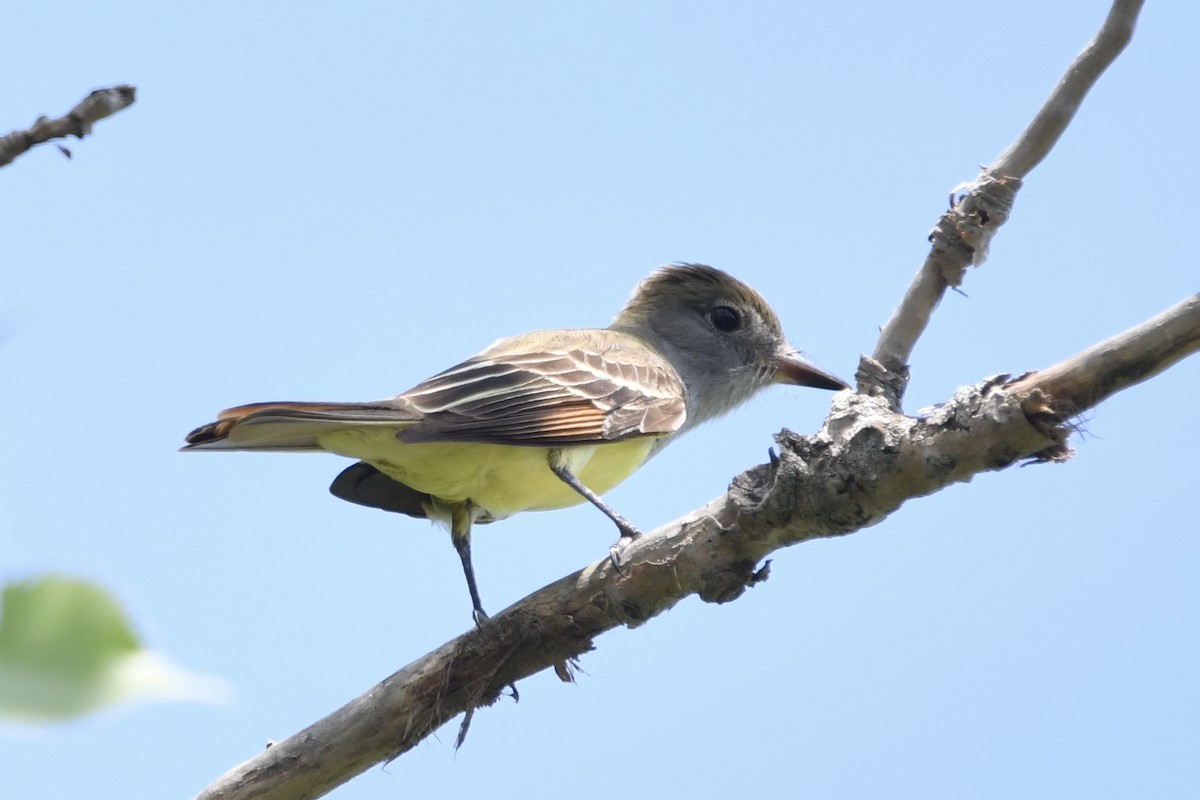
[548,454,642,573]
[450,503,489,627]
[548,459,642,539]
[450,504,520,699]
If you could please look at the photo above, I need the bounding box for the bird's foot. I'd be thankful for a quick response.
[608,523,643,576]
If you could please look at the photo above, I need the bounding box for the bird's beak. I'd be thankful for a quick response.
[773,349,850,391]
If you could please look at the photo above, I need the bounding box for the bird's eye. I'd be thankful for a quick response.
[708,305,742,333]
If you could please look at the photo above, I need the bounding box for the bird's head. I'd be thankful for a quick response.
[610,263,848,427]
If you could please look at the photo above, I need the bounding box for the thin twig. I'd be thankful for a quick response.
[869,0,1144,387]
[0,85,137,169]
[992,0,1142,178]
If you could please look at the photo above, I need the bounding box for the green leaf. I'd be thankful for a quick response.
[0,575,230,722]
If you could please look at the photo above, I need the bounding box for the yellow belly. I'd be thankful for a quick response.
[315,428,662,518]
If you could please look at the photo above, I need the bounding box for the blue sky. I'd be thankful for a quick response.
[4,1,1198,798]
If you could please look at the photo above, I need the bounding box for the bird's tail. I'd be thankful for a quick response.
[182,400,419,452]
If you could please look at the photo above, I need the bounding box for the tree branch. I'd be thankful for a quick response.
[1010,294,1200,419]
[869,0,1144,385]
[991,0,1142,178]
[195,293,1199,800]
[0,85,137,169]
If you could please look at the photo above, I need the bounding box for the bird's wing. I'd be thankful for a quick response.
[397,329,688,446]
[182,330,687,452]
[182,400,422,451]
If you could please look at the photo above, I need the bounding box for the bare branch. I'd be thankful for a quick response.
[1010,294,1200,418]
[0,85,137,169]
[193,292,1198,800]
[870,0,1144,384]
[992,0,1143,178]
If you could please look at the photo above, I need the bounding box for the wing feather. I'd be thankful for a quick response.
[397,329,687,446]
[185,330,688,451]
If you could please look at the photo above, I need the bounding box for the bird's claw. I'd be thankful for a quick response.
[608,519,643,575]
[609,542,626,575]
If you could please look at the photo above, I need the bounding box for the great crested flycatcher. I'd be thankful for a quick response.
[184,264,847,624]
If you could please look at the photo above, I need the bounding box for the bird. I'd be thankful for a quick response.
[183,264,847,625]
